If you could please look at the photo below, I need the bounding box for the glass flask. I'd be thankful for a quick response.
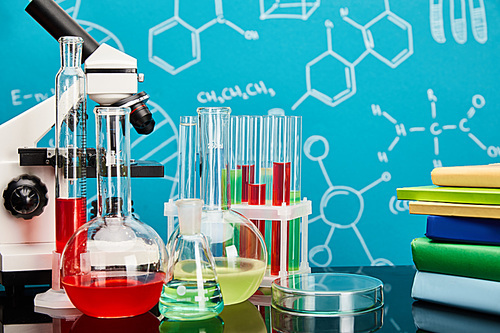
[61,106,167,318]
[198,107,267,305]
[160,199,224,320]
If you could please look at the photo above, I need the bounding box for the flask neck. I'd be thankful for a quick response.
[95,107,132,218]
[59,36,83,68]
[198,107,231,211]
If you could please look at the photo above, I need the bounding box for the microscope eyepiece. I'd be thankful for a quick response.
[26,0,99,62]
[112,92,155,135]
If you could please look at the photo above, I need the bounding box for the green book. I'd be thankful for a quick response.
[411,237,500,282]
[397,185,500,205]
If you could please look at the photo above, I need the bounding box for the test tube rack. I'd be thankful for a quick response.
[164,198,312,288]
[232,199,312,287]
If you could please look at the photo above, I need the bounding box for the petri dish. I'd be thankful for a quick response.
[272,273,383,316]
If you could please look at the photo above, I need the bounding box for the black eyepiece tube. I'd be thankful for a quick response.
[25,0,99,62]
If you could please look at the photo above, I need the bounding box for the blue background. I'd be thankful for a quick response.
[1,0,499,267]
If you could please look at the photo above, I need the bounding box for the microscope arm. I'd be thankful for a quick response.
[0,96,55,162]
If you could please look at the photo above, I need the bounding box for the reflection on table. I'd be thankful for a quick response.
[9,265,500,332]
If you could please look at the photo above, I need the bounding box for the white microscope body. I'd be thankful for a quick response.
[0,0,148,288]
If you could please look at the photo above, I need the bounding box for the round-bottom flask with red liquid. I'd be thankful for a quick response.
[61,106,167,318]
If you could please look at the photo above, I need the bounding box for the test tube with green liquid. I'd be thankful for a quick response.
[288,116,302,271]
[230,116,242,204]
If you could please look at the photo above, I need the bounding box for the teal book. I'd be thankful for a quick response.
[411,237,500,282]
[397,185,500,205]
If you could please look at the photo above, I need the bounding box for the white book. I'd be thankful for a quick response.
[412,271,500,316]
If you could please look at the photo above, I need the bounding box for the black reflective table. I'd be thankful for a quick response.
[1,265,493,332]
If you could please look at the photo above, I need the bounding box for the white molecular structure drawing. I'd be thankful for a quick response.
[148,0,259,75]
[304,135,394,267]
[292,0,413,110]
[429,0,487,44]
[259,0,320,20]
[373,89,495,168]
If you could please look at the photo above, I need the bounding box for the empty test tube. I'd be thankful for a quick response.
[178,116,198,200]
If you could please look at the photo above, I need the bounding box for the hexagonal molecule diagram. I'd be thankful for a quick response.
[149,0,259,75]
[292,0,413,110]
[304,135,394,267]
[259,0,321,20]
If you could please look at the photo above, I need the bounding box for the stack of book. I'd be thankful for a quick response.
[397,164,500,315]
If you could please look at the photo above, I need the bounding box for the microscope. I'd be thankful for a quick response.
[0,0,161,293]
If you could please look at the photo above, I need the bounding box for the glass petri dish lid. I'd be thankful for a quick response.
[272,273,384,316]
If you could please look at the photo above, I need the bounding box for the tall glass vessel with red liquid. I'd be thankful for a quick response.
[61,106,167,318]
[197,107,267,305]
[55,36,87,257]
[34,36,88,309]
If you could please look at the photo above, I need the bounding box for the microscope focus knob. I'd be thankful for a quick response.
[3,174,49,220]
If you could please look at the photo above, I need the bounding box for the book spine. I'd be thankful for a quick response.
[431,165,500,188]
[412,271,500,316]
[411,237,500,282]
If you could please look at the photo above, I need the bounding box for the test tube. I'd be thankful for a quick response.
[173,116,199,241]
[271,115,291,276]
[237,116,255,203]
[236,116,257,258]
[288,116,302,271]
[248,116,266,236]
[261,115,274,269]
[229,116,242,204]
[178,116,198,200]
[242,116,265,258]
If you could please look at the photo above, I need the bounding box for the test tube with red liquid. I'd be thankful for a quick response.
[247,116,266,255]
[55,36,87,258]
[261,115,274,270]
[237,115,255,203]
[288,116,302,271]
[271,116,291,276]
[237,116,257,257]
